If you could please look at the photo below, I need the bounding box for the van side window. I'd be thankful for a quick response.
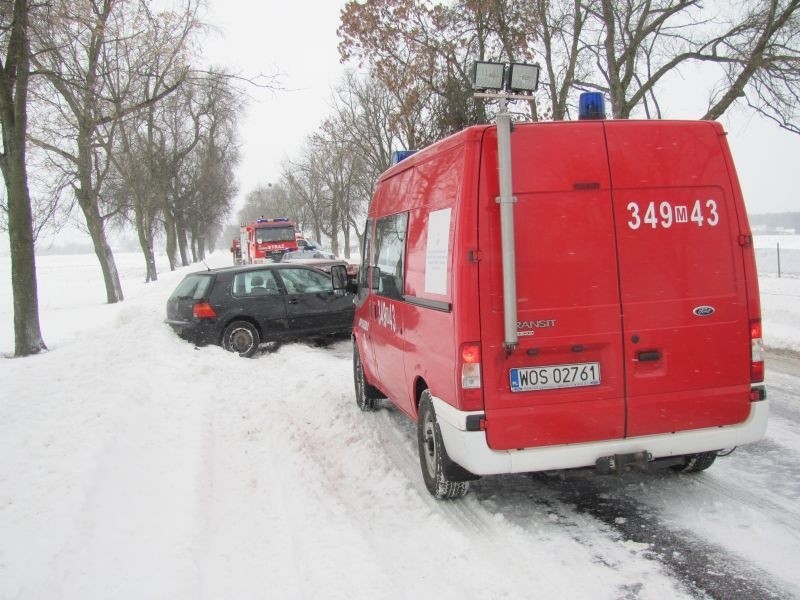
[374,212,408,300]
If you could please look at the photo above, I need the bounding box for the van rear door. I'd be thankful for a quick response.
[606,121,752,437]
[477,122,626,451]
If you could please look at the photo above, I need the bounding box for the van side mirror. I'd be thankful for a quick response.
[370,266,381,290]
[331,264,348,290]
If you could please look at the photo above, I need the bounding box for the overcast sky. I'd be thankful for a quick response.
[201,1,799,217]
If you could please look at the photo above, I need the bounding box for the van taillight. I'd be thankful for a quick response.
[461,343,481,389]
[193,302,217,319]
[460,343,483,411]
[750,319,764,383]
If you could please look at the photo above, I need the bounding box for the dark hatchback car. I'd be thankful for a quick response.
[166,263,354,357]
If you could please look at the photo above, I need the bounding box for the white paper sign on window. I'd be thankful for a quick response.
[424,208,451,295]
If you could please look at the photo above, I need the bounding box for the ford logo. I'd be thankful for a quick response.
[693,306,716,317]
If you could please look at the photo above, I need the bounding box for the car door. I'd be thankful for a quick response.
[275,266,354,335]
[228,269,289,339]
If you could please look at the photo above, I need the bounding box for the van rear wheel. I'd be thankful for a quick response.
[417,391,469,500]
[671,452,717,473]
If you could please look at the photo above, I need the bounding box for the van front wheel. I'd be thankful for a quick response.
[353,343,379,411]
[417,391,469,500]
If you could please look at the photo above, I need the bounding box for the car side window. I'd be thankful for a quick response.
[278,267,333,294]
[232,271,280,296]
[374,212,408,300]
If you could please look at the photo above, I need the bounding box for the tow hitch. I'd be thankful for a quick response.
[595,452,652,475]
[596,451,693,474]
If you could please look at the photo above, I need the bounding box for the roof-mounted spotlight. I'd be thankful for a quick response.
[471,61,505,91]
[506,63,539,94]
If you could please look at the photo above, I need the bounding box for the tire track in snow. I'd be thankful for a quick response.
[533,473,792,600]
[370,403,794,599]
[368,403,693,599]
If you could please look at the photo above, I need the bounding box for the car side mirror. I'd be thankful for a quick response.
[331,264,348,290]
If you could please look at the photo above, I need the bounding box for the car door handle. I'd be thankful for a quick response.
[636,350,661,362]
[289,298,298,305]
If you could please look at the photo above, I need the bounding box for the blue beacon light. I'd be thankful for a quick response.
[579,92,606,120]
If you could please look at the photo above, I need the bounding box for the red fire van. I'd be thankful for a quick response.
[352,119,768,499]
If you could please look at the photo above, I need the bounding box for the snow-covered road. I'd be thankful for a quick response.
[1,249,799,599]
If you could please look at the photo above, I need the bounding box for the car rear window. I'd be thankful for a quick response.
[171,274,212,300]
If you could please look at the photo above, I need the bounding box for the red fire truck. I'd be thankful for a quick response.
[239,217,299,264]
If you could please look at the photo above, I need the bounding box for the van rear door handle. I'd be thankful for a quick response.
[636,350,661,362]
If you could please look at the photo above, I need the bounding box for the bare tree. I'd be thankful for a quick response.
[30,0,199,303]
[0,0,46,356]
[339,0,800,129]
[338,0,537,135]
[701,0,800,131]
[178,73,240,262]
[236,183,305,232]
[586,0,800,126]
[282,151,331,246]
[534,0,592,120]
[332,69,425,174]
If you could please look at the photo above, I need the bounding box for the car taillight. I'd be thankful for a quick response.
[193,302,217,319]
[750,319,764,383]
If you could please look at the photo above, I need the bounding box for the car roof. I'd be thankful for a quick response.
[187,263,330,277]
[284,250,332,257]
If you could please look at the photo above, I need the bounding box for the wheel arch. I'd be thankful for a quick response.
[218,315,262,345]
[413,376,430,420]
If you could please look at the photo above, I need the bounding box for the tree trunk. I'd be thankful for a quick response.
[1,0,47,356]
[76,125,123,303]
[5,139,47,355]
[342,222,351,259]
[196,233,206,261]
[328,202,340,256]
[78,188,124,303]
[163,203,179,270]
[135,206,157,282]
[176,212,190,265]
[190,231,198,262]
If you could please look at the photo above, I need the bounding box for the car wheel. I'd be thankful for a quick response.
[670,452,717,473]
[353,343,379,411]
[222,321,260,357]
[417,391,469,499]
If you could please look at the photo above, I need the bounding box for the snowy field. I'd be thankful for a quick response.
[1,238,799,599]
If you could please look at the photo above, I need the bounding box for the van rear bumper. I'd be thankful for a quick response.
[432,396,769,476]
